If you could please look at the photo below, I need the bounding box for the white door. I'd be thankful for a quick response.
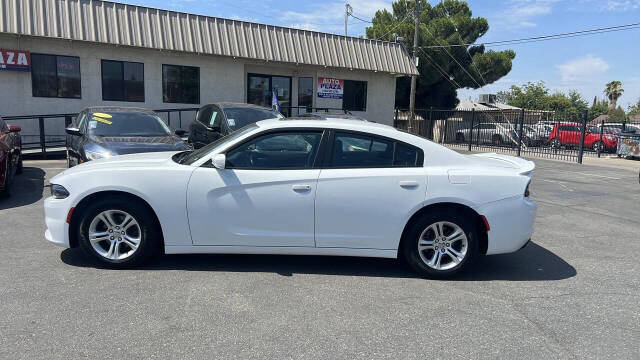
[314,131,427,250]
[187,130,324,247]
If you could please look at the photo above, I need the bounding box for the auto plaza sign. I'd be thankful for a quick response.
[317,77,344,99]
[0,49,31,71]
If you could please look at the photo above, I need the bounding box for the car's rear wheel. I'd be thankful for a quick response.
[78,197,160,268]
[550,138,561,149]
[402,210,478,279]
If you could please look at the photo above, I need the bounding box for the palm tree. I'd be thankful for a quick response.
[604,81,624,109]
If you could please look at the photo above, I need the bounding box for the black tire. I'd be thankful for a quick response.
[401,209,478,279]
[550,138,561,149]
[77,196,161,268]
[455,133,465,143]
[15,153,23,174]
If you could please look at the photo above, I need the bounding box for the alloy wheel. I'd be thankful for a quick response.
[417,221,468,271]
[88,210,142,260]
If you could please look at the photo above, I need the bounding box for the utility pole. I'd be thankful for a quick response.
[408,3,421,130]
[345,4,352,36]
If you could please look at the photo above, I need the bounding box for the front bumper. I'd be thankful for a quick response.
[43,196,72,248]
[478,195,537,255]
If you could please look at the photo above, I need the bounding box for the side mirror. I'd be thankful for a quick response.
[212,153,226,169]
[65,127,81,136]
[175,129,186,137]
[7,124,21,132]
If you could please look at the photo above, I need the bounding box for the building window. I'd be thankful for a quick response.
[31,54,81,98]
[101,60,144,102]
[298,77,313,111]
[343,80,367,112]
[162,64,200,104]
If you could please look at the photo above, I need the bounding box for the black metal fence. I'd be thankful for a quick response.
[3,108,199,158]
[394,108,616,163]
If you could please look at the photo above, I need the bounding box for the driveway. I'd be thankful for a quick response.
[1,158,638,359]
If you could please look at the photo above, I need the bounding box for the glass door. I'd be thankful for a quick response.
[246,74,292,116]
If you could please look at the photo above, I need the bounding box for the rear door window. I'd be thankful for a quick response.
[330,132,423,168]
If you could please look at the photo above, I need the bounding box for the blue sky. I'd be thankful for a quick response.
[121,0,640,108]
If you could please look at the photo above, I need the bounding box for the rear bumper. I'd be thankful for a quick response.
[43,196,71,248]
[478,195,537,255]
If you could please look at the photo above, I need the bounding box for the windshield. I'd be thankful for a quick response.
[88,111,171,137]
[224,107,283,130]
[179,124,259,165]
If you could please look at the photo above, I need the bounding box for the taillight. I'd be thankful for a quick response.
[524,181,531,197]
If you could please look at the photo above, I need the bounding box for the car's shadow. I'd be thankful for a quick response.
[0,167,45,210]
[61,242,576,281]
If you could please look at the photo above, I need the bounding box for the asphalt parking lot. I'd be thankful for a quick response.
[1,157,639,359]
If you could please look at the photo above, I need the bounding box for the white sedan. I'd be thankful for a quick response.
[44,118,536,278]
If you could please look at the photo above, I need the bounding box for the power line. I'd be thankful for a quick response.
[422,23,484,88]
[415,47,462,88]
[373,11,413,41]
[419,21,640,48]
[349,13,373,23]
[439,0,488,86]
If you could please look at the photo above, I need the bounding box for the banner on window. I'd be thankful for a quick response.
[0,49,31,71]
[317,77,343,99]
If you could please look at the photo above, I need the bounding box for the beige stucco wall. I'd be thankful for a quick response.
[0,34,399,128]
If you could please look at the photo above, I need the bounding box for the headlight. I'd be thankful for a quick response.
[50,184,70,199]
[85,150,112,161]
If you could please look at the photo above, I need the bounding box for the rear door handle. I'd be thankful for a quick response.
[399,181,419,188]
[292,184,312,192]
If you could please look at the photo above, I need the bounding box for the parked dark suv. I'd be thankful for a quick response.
[188,103,283,149]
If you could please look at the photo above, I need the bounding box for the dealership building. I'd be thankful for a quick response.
[0,0,418,128]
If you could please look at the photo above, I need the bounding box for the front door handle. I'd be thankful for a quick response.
[399,181,419,188]
[292,184,312,192]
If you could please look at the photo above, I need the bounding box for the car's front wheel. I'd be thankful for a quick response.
[78,197,160,268]
[402,210,478,279]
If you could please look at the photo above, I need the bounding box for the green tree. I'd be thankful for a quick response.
[504,81,551,109]
[367,0,515,108]
[608,106,626,123]
[589,97,609,121]
[628,98,640,117]
[604,81,624,109]
[501,82,588,120]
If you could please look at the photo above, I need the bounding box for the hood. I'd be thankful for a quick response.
[55,151,182,180]
[91,135,189,155]
[469,153,535,175]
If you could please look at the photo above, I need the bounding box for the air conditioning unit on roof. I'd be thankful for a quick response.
[479,94,497,104]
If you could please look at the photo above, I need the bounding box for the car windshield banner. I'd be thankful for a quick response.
[317,77,344,99]
[0,49,31,71]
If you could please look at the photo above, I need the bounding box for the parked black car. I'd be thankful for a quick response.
[65,107,190,167]
[188,103,283,149]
